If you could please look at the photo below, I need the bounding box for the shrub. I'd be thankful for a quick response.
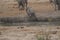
[36,35,44,40]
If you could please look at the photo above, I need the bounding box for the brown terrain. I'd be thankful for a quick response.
[0,0,60,40]
[0,26,60,40]
[0,0,59,17]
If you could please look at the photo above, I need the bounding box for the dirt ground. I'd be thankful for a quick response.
[0,0,56,17]
[0,0,60,40]
[0,26,60,40]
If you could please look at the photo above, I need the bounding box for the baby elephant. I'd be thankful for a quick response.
[26,7,38,21]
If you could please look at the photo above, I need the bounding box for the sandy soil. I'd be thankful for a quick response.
[0,26,60,40]
[0,0,56,17]
[0,0,60,40]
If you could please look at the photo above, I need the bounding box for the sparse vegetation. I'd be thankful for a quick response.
[37,37,44,40]
[36,34,49,40]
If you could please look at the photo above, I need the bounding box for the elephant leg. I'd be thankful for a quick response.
[21,4,25,10]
